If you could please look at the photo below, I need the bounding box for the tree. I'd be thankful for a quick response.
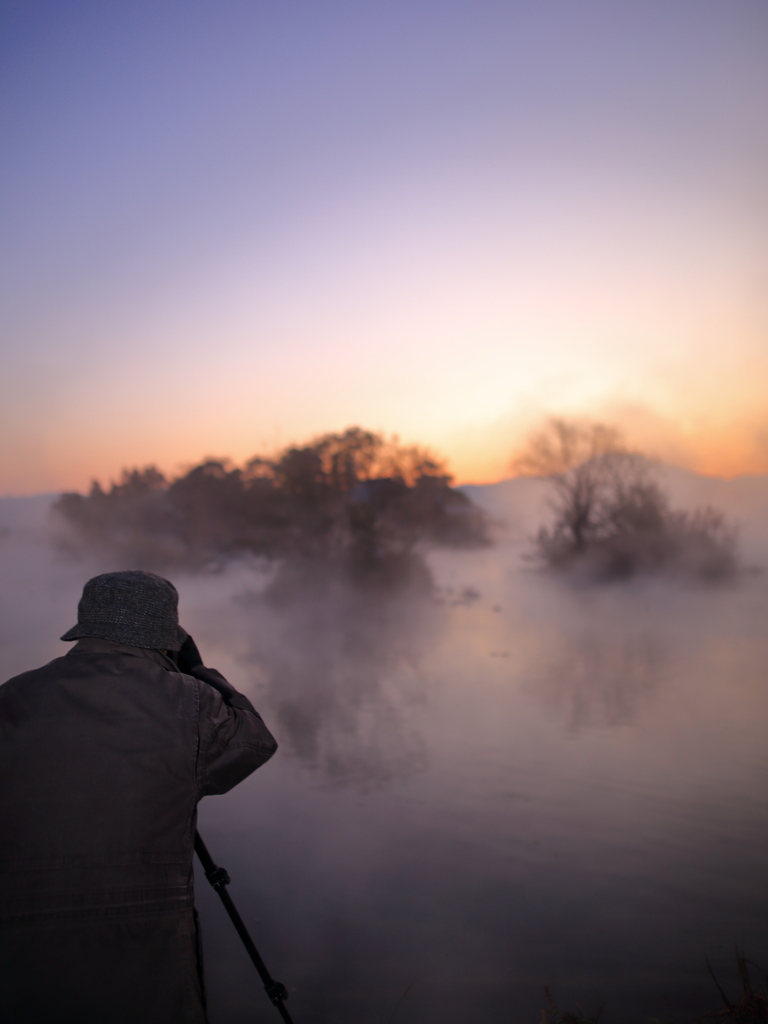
[514,419,737,581]
[54,427,488,583]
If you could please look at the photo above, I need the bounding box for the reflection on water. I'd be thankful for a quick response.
[529,630,665,731]
[189,555,768,1024]
[236,579,433,787]
[3,499,768,1023]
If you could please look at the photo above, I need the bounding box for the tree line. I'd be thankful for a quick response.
[55,420,740,586]
[54,427,489,583]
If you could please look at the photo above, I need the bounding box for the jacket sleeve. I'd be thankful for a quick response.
[191,664,278,797]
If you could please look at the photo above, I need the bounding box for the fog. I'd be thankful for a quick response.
[2,471,768,1022]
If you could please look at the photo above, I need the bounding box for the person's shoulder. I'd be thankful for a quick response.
[0,654,71,693]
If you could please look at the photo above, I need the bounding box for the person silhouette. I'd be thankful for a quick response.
[0,570,278,1024]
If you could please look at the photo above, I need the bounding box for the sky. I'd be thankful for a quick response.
[1,0,767,494]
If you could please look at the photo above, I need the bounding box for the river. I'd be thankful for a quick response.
[2,483,767,1022]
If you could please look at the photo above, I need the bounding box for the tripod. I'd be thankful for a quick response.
[195,831,295,1023]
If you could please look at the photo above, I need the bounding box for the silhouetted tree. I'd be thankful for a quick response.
[514,419,738,581]
[55,428,488,582]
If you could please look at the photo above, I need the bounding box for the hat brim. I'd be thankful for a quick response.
[59,621,184,650]
[60,625,85,641]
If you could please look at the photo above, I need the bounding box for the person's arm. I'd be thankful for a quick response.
[179,634,278,797]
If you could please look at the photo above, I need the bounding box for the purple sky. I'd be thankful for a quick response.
[2,1,767,491]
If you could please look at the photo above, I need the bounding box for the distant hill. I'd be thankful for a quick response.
[459,477,550,543]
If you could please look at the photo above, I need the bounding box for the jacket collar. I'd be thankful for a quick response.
[66,637,177,671]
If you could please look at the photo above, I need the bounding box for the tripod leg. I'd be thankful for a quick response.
[195,832,295,1023]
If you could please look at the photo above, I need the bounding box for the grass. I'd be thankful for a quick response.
[540,985,603,1023]
[698,947,768,1022]
[542,947,768,1024]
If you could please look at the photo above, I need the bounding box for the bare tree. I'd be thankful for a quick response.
[514,419,738,581]
[513,418,625,478]
[514,419,638,554]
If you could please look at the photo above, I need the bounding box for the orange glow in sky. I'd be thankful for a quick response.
[1,3,767,494]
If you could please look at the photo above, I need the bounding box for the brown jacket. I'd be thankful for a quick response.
[0,638,277,1024]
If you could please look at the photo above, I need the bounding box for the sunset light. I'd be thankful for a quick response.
[1,3,766,492]
[2,7,768,1021]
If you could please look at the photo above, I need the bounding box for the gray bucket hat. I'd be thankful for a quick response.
[61,570,182,650]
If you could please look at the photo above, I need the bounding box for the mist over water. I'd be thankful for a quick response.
[2,475,768,1023]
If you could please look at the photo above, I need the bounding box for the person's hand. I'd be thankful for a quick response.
[177,631,204,674]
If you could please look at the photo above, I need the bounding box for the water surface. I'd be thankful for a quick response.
[2,494,767,1022]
